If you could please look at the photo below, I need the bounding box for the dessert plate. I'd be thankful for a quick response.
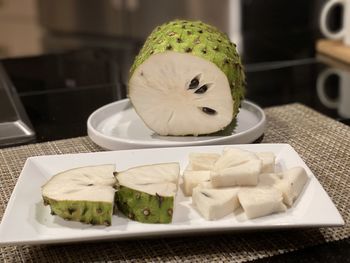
[0,144,344,246]
[87,99,266,150]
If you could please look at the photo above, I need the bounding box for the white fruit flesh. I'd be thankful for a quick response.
[214,148,259,170]
[258,167,308,207]
[257,152,276,173]
[192,186,240,220]
[198,180,215,189]
[129,51,233,136]
[42,165,116,202]
[188,153,220,170]
[183,170,211,196]
[211,159,262,187]
[277,167,309,206]
[116,163,180,196]
[238,187,287,219]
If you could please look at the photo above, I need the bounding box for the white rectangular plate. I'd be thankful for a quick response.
[0,144,344,246]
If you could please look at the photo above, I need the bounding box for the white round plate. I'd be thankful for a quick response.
[87,99,266,150]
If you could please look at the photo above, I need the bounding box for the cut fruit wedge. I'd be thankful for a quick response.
[115,163,180,223]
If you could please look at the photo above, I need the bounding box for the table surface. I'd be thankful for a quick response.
[1,103,349,262]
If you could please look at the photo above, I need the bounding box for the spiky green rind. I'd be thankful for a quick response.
[129,19,245,116]
[116,186,174,224]
[43,197,113,226]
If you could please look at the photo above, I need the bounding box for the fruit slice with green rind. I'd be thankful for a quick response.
[129,19,245,136]
[42,165,116,226]
[115,163,180,223]
[116,186,174,223]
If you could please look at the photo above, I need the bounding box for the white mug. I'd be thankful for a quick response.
[320,0,350,45]
[317,67,350,118]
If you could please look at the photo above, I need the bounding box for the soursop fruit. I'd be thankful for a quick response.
[115,163,180,223]
[129,20,245,136]
[42,165,116,226]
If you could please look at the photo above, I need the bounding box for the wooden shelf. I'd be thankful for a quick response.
[316,39,350,64]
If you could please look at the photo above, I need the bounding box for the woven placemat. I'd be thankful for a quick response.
[0,103,349,262]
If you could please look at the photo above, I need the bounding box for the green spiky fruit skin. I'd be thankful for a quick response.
[116,186,174,224]
[129,19,245,117]
[43,197,113,226]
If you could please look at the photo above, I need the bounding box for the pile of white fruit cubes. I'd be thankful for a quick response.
[183,147,309,220]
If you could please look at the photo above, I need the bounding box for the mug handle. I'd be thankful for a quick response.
[316,68,341,108]
[320,0,346,40]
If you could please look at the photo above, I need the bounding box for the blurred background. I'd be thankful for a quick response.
[0,0,328,61]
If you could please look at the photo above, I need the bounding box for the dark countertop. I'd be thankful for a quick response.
[1,36,350,261]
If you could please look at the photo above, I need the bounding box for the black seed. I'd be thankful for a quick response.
[198,30,203,33]
[166,44,172,50]
[50,210,56,215]
[201,191,211,198]
[202,107,217,115]
[224,58,230,64]
[68,208,76,215]
[189,78,199,89]
[176,38,182,43]
[202,49,207,54]
[143,208,150,216]
[150,50,154,54]
[218,38,222,42]
[185,47,192,52]
[167,208,173,216]
[194,85,208,94]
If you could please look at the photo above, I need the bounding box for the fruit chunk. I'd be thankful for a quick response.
[115,163,180,223]
[128,20,245,136]
[257,152,276,173]
[42,165,116,226]
[238,187,287,219]
[192,186,240,220]
[211,159,262,187]
[276,167,309,206]
[183,170,211,196]
[258,167,309,207]
[187,152,220,170]
[214,148,259,170]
